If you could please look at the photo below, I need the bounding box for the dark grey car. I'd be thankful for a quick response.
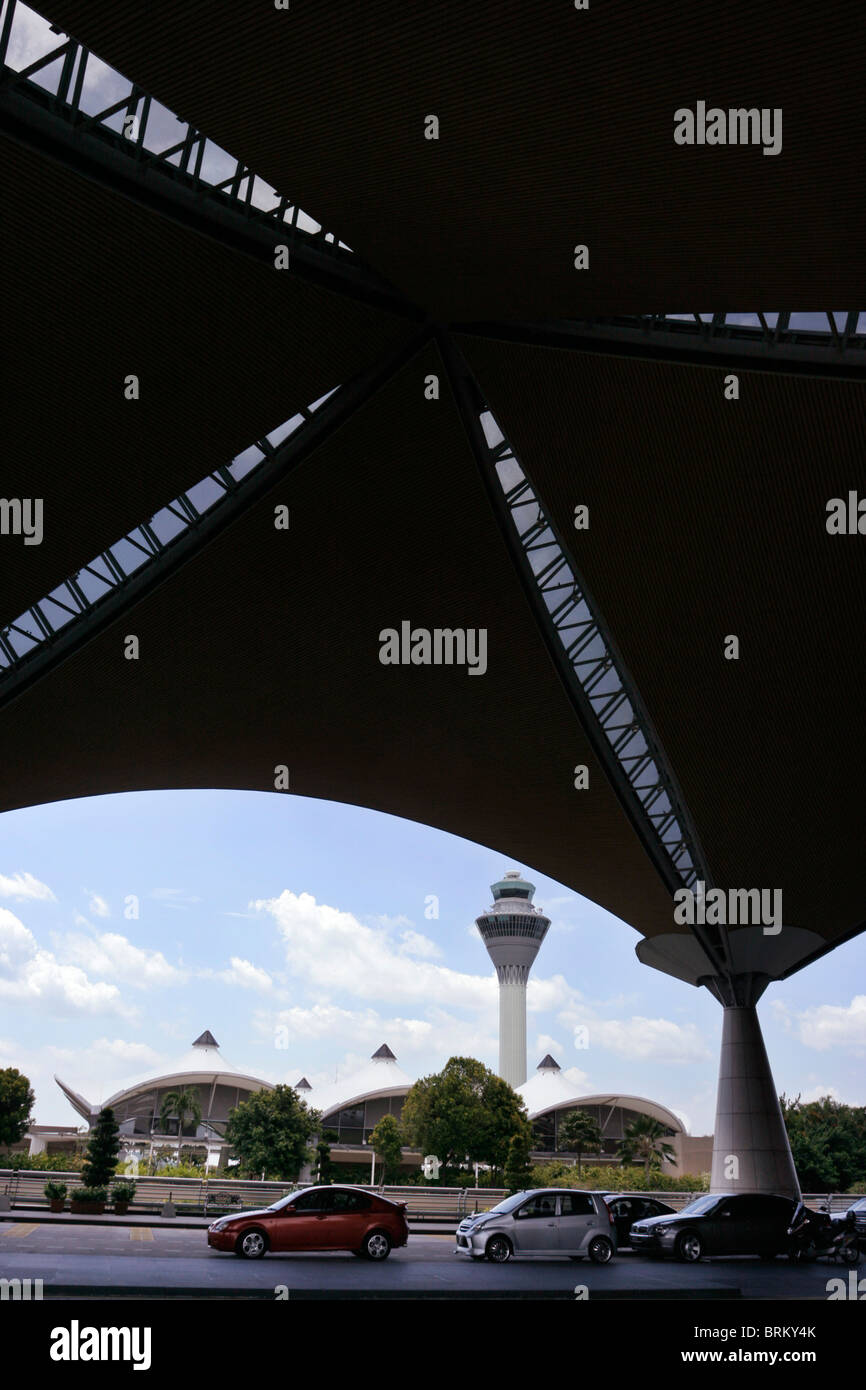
[455,1189,617,1263]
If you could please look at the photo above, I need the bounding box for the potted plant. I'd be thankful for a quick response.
[70,1185,108,1215]
[111,1180,137,1215]
[44,1180,68,1213]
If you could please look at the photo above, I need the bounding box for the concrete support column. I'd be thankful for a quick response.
[497,965,528,1088]
[711,1004,800,1198]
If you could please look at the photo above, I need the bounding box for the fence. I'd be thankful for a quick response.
[0,1171,857,1219]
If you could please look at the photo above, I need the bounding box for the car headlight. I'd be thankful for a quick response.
[210,1219,230,1232]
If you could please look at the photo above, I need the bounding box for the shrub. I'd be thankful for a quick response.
[111,1181,137,1203]
[73,1186,108,1204]
[528,1161,710,1193]
[0,1152,84,1172]
[44,1180,68,1200]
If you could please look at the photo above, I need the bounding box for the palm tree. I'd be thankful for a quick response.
[159,1087,203,1160]
[619,1114,677,1177]
[557,1109,602,1176]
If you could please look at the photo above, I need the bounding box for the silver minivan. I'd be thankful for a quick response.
[455,1189,617,1263]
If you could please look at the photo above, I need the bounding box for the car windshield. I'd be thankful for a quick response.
[675,1196,722,1217]
[486,1192,530,1215]
[266,1193,297,1211]
[848,1199,866,1214]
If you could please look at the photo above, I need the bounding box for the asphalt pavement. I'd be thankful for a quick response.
[0,1219,858,1298]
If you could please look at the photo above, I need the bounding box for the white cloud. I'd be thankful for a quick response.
[582,1015,712,1064]
[562,1065,592,1090]
[87,893,110,919]
[262,1001,498,1067]
[0,910,129,1016]
[255,889,501,1010]
[798,1083,844,1104]
[366,913,413,931]
[398,929,442,960]
[0,871,56,902]
[61,931,184,988]
[787,996,866,1053]
[214,957,273,993]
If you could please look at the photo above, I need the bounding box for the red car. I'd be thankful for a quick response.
[207,1185,409,1261]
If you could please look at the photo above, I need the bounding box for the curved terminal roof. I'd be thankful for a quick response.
[517,1058,686,1133]
[308,1046,413,1121]
[55,1031,273,1121]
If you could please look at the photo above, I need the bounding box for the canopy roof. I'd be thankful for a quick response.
[308,1047,414,1121]
[29,0,865,315]
[1,2,864,1001]
[54,1031,272,1121]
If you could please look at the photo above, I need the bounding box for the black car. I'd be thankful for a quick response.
[629,1193,797,1262]
[831,1197,866,1250]
[605,1195,675,1249]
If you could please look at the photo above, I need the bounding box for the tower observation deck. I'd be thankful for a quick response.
[476,870,551,1088]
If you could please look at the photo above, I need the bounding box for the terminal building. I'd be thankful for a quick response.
[20,1032,711,1177]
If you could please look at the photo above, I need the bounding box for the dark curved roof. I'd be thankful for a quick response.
[1,2,864,997]
[31,0,866,316]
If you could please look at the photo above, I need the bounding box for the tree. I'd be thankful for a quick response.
[159,1086,203,1149]
[781,1094,866,1192]
[82,1108,121,1188]
[557,1109,602,1175]
[503,1125,534,1194]
[400,1056,529,1174]
[224,1085,320,1180]
[370,1114,404,1184]
[0,1067,35,1148]
[619,1114,677,1176]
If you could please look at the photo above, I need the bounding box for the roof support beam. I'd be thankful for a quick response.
[0,55,420,320]
[453,316,866,379]
[0,323,433,713]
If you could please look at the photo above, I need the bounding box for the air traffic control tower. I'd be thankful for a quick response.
[476,871,551,1088]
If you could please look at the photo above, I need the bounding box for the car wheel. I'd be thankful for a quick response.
[485,1235,512,1264]
[789,1243,816,1263]
[676,1230,703,1263]
[362,1230,391,1261]
[236,1229,268,1260]
[840,1242,860,1268]
[588,1236,613,1265]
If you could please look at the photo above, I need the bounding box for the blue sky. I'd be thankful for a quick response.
[1,788,864,1140]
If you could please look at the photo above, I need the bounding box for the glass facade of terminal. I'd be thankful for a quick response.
[531,1104,677,1156]
[320,1094,406,1147]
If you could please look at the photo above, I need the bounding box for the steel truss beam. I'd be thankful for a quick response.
[0,325,433,712]
[0,0,420,319]
[438,331,733,986]
[453,314,866,379]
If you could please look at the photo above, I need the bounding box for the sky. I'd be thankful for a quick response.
[1,787,864,1140]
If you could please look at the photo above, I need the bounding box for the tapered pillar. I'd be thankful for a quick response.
[711,1004,800,1198]
[497,965,529,1089]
